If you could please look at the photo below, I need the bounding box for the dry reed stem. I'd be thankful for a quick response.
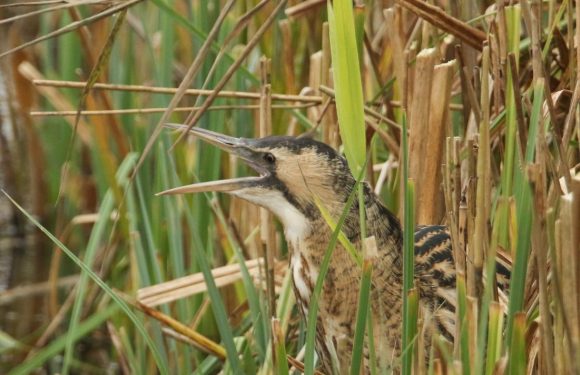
[365,118,401,158]
[137,258,266,307]
[279,19,297,95]
[408,48,439,225]
[138,302,227,360]
[18,62,92,145]
[473,45,491,300]
[445,137,464,275]
[309,51,322,123]
[321,22,332,145]
[422,59,454,224]
[558,175,580,371]
[459,199,469,291]
[32,79,324,103]
[30,103,316,117]
[0,0,108,25]
[0,274,78,306]
[394,0,486,50]
[107,321,131,375]
[556,186,580,373]
[455,44,479,132]
[383,8,406,102]
[284,0,325,18]
[466,140,482,300]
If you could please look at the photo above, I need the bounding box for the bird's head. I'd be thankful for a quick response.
[157,124,356,232]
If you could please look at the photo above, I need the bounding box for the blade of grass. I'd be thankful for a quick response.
[327,0,366,176]
[505,78,544,351]
[456,272,470,375]
[2,187,169,375]
[508,312,527,375]
[402,180,416,375]
[314,196,363,267]
[350,237,375,375]
[61,152,136,375]
[485,302,503,375]
[172,194,244,373]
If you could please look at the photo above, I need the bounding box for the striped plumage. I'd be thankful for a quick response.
[158,126,510,374]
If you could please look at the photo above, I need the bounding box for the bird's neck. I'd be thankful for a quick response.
[283,182,403,263]
[332,183,403,257]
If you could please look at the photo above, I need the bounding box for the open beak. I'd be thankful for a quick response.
[156,124,265,196]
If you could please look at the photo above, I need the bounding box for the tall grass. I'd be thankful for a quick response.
[1,0,579,374]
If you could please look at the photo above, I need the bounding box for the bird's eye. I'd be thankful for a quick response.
[263,152,276,164]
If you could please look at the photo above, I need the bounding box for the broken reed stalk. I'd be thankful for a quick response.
[279,19,296,97]
[466,139,480,299]
[30,103,316,117]
[321,22,333,145]
[32,79,324,103]
[308,51,323,124]
[284,0,325,18]
[473,45,491,302]
[443,136,464,280]
[136,258,265,307]
[424,60,455,224]
[408,48,437,225]
[138,302,227,360]
[394,0,486,50]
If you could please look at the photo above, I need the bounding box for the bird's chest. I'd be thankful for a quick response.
[288,235,403,373]
[289,232,361,312]
[288,236,365,372]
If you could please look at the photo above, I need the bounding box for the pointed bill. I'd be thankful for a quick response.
[158,124,266,196]
[156,177,262,196]
[164,123,246,151]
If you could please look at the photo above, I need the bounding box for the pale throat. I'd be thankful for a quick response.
[234,187,318,304]
[233,187,311,246]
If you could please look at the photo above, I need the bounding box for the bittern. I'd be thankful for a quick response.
[158,124,510,374]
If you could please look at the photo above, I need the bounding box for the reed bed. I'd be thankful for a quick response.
[0,0,579,374]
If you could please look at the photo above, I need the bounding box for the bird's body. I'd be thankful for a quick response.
[159,126,508,374]
[280,175,457,373]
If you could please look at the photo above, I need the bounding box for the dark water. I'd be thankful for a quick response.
[0,51,50,370]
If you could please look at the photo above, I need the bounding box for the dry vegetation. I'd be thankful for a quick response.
[0,0,579,374]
